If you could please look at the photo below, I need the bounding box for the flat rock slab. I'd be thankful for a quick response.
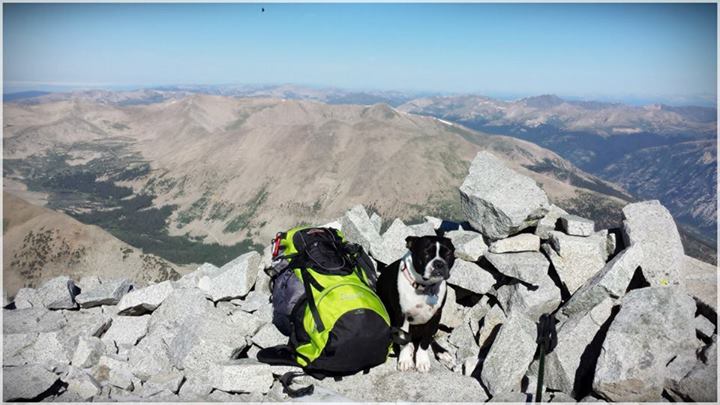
[3,364,60,401]
[544,297,615,395]
[13,287,42,309]
[560,215,595,236]
[488,233,540,253]
[480,312,537,396]
[3,307,67,334]
[593,287,697,402]
[485,251,550,285]
[558,246,642,321]
[681,255,717,313]
[101,315,150,348]
[117,280,175,315]
[460,151,549,240]
[371,218,416,265]
[445,230,488,262]
[312,359,486,402]
[543,231,608,295]
[199,251,262,301]
[72,336,106,368]
[447,259,495,295]
[210,359,277,394]
[622,200,684,286]
[38,276,80,310]
[75,279,133,308]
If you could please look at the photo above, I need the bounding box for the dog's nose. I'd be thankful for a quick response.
[432,260,445,269]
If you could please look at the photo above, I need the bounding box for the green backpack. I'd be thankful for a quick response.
[258,226,392,390]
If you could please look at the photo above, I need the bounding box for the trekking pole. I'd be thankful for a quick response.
[535,313,557,403]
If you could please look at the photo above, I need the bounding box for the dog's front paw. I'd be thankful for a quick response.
[437,350,455,366]
[415,349,431,373]
[397,343,415,372]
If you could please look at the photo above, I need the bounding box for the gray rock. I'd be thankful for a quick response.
[139,370,184,397]
[371,218,415,265]
[72,336,106,368]
[64,369,102,400]
[75,278,133,308]
[340,205,383,253]
[77,275,102,291]
[310,358,486,401]
[199,251,262,301]
[535,204,569,240]
[550,392,576,403]
[694,315,715,339]
[495,274,561,321]
[477,304,506,349]
[622,200,684,286]
[176,262,220,289]
[681,254,717,313]
[593,287,697,402]
[666,338,717,402]
[251,322,286,348]
[3,307,67,334]
[606,233,617,257]
[370,212,383,233]
[233,290,269,313]
[3,364,60,401]
[101,315,150,348]
[542,232,607,295]
[447,259,495,295]
[127,332,173,382]
[466,296,492,336]
[38,276,80,309]
[488,392,532,402]
[210,359,276,394]
[485,251,550,285]
[489,233,540,253]
[13,287,41,309]
[460,151,549,240]
[445,229,488,262]
[116,280,175,315]
[481,312,537,396]
[558,246,643,321]
[169,308,259,374]
[439,286,466,329]
[409,221,437,237]
[559,215,595,236]
[93,355,135,391]
[424,215,443,230]
[4,330,70,368]
[544,297,615,394]
[255,246,273,296]
[57,309,112,359]
[449,322,479,360]
[177,373,213,399]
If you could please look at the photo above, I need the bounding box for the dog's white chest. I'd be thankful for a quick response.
[397,273,445,325]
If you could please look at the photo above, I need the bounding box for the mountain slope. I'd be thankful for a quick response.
[397,94,717,242]
[2,192,186,296]
[7,94,714,265]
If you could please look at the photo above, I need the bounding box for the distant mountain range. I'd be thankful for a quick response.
[3,89,716,268]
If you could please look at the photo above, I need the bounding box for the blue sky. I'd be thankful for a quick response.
[3,3,717,105]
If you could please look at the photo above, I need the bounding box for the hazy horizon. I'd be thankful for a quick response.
[4,3,717,107]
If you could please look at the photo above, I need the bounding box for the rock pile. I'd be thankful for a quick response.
[3,151,716,402]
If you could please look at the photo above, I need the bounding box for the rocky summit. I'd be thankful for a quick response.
[3,151,716,402]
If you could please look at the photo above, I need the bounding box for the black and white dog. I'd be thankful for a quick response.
[376,235,455,372]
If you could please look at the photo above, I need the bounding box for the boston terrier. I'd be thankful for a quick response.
[376,235,455,372]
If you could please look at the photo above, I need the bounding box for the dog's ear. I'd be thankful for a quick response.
[405,236,418,249]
